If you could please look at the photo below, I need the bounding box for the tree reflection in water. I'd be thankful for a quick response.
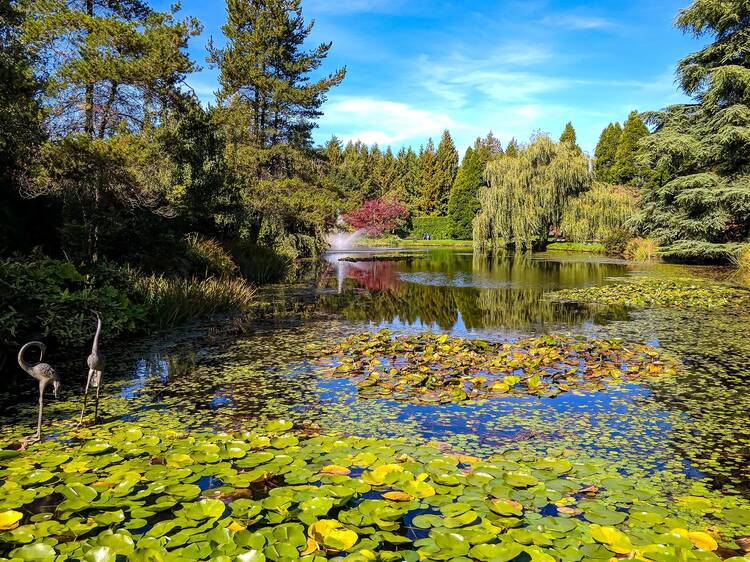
[318,250,629,334]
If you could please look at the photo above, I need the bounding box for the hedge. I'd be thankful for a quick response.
[409,216,453,239]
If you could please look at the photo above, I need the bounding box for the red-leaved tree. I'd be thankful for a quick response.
[342,197,408,236]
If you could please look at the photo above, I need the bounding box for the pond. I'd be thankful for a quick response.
[2,248,750,560]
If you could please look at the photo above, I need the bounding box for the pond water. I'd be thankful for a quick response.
[3,248,750,500]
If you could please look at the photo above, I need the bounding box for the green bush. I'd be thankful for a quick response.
[624,237,659,261]
[410,216,453,240]
[132,275,256,330]
[0,258,145,349]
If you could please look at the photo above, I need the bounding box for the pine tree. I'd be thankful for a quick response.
[324,136,343,167]
[208,0,346,175]
[505,137,520,158]
[593,123,623,183]
[428,130,459,215]
[633,0,750,260]
[612,111,649,185]
[22,0,201,260]
[448,147,483,239]
[559,122,582,154]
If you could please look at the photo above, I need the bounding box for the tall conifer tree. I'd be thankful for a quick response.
[612,111,649,185]
[559,122,582,153]
[448,147,483,239]
[593,123,622,183]
[634,0,750,260]
[428,130,459,215]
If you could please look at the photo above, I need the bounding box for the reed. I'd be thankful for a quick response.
[133,274,256,329]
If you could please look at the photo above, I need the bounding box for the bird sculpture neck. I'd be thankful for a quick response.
[18,342,44,377]
[92,314,102,356]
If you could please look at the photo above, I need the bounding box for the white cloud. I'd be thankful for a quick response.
[541,14,616,30]
[321,97,461,145]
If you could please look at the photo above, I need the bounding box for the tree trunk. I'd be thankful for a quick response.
[84,0,95,138]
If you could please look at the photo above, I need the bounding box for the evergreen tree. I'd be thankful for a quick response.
[633,0,750,260]
[208,0,346,254]
[505,137,520,158]
[593,122,623,183]
[0,0,47,254]
[208,0,346,174]
[324,136,343,167]
[473,131,503,165]
[448,147,483,239]
[416,138,436,214]
[427,130,459,215]
[474,134,591,251]
[22,0,201,260]
[612,111,649,185]
[559,122,582,153]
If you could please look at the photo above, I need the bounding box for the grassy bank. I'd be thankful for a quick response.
[546,242,607,254]
[354,236,473,248]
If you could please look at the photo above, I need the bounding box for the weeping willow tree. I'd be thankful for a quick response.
[560,184,638,243]
[632,0,750,261]
[474,134,591,251]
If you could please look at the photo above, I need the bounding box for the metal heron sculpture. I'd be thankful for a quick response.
[79,311,105,425]
[17,341,61,441]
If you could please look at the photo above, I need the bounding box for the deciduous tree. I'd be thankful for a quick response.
[474,134,591,251]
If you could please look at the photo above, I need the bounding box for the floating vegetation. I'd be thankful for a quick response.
[306,330,677,403]
[337,254,423,263]
[548,278,750,309]
[0,419,749,561]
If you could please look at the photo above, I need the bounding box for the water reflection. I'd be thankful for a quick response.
[318,250,630,334]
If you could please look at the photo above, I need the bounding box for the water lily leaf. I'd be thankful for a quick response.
[589,524,633,554]
[469,541,524,562]
[10,543,57,561]
[0,510,23,530]
[236,549,266,562]
[84,546,117,562]
[504,472,539,488]
[308,519,358,551]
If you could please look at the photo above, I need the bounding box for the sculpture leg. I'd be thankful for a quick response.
[78,371,92,425]
[93,374,101,423]
[35,387,44,441]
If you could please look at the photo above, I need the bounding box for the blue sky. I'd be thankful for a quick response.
[160,0,704,155]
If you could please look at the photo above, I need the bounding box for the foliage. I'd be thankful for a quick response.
[624,237,660,261]
[472,131,504,164]
[0,257,144,349]
[559,121,582,153]
[417,131,459,215]
[228,240,294,285]
[342,197,408,236]
[308,330,677,403]
[631,0,750,260]
[448,147,483,240]
[474,134,592,251]
[132,275,255,329]
[560,183,638,243]
[593,122,623,183]
[410,216,453,240]
[550,278,750,308]
[182,234,239,278]
[0,418,746,562]
[611,111,650,186]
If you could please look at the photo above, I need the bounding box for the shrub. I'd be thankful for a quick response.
[624,237,659,261]
[132,275,255,330]
[182,234,238,278]
[0,257,145,350]
[601,227,635,256]
[410,216,452,240]
[343,197,408,236]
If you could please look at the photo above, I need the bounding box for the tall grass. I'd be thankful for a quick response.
[183,233,238,278]
[133,274,256,329]
[229,240,292,284]
[624,237,659,261]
